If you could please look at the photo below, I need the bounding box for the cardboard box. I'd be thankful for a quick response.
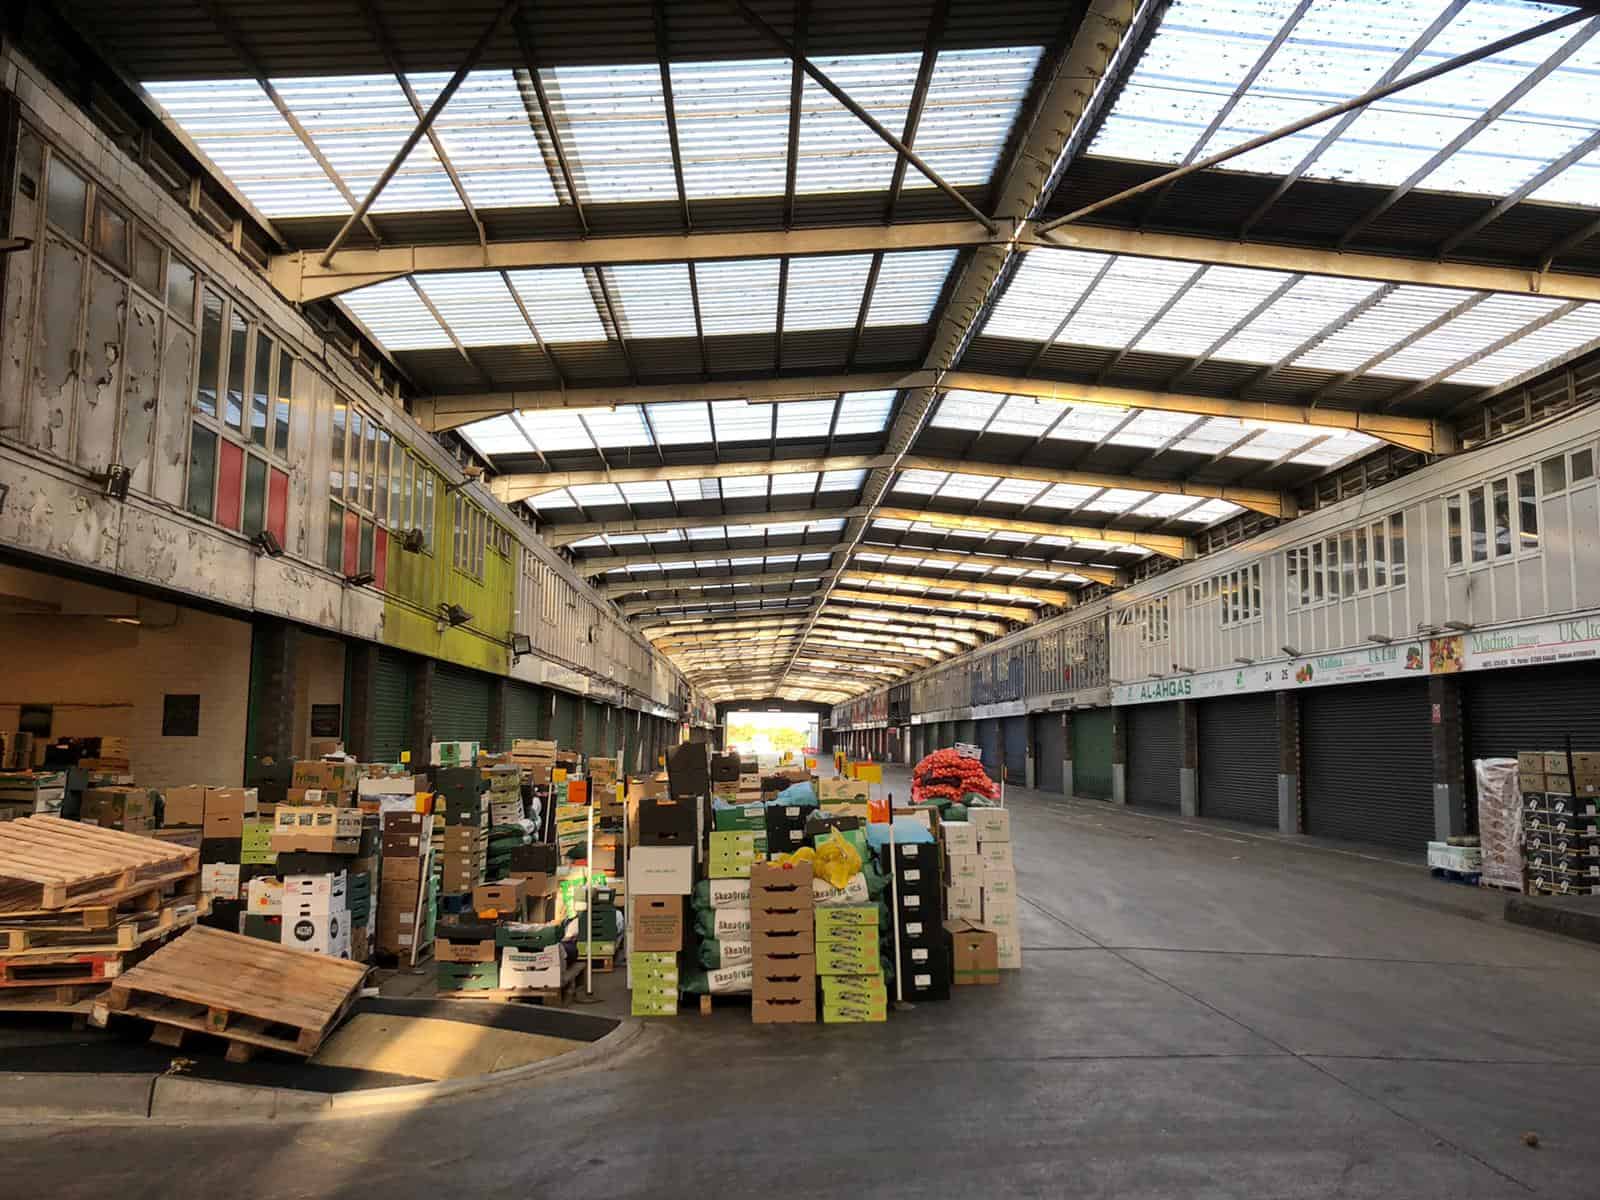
[435,961,497,991]
[713,803,767,832]
[632,895,685,952]
[272,806,361,852]
[1518,751,1547,774]
[945,880,982,920]
[818,778,867,803]
[240,820,276,865]
[1543,752,1571,776]
[815,904,877,935]
[638,796,698,846]
[940,821,976,854]
[283,871,348,914]
[1519,770,1547,796]
[629,846,696,895]
[81,786,155,833]
[291,760,360,791]
[436,936,497,963]
[983,866,1017,901]
[970,808,1011,843]
[995,931,1022,970]
[978,841,1015,870]
[820,972,886,1005]
[979,893,1019,933]
[473,878,527,918]
[163,785,208,827]
[429,741,480,768]
[815,938,878,976]
[945,918,998,984]
[501,946,564,990]
[246,876,284,914]
[201,862,241,899]
[382,854,425,885]
[281,906,349,957]
[753,953,817,1024]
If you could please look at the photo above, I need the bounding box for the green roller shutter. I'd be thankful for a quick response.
[372,650,412,763]
[432,663,492,744]
[505,682,544,741]
[1073,708,1114,799]
[550,692,578,752]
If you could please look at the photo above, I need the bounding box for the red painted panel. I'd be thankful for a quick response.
[343,509,359,576]
[267,468,288,546]
[374,526,389,591]
[216,439,244,530]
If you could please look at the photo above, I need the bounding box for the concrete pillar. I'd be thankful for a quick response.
[575,700,586,756]
[345,642,379,762]
[1061,713,1074,799]
[1110,707,1128,806]
[1276,692,1301,834]
[1430,675,1467,839]
[409,658,434,769]
[1024,715,1036,790]
[252,619,298,765]
[487,676,509,754]
[1178,700,1199,817]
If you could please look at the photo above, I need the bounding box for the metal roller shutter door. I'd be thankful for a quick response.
[1465,662,1600,760]
[1199,694,1280,827]
[504,683,543,742]
[432,663,491,744]
[1036,713,1064,794]
[1127,702,1182,810]
[958,720,976,748]
[1003,716,1029,784]
[977,719,1001,774]
[550,693,578,751]
[1303,680,1433,852]
[1073,709,1114,799]
[372,651,411,764]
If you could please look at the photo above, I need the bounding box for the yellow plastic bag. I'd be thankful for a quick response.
[813,828,862,890]
[773,846,816,869]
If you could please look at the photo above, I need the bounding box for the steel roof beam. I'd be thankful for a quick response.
[838,570,1071,607]
[872,506,1193,559]
[576,541,1124,584]
[541,504,870,545]
[828,588,1036,623]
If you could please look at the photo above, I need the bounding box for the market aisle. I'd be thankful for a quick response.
[6,770,1600,1199]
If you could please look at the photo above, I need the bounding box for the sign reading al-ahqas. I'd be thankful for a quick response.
[1111,614,1600,707]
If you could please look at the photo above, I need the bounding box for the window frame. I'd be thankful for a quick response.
[1444,470,1543,574]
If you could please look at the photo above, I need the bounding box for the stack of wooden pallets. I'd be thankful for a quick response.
[0,816,206,1015]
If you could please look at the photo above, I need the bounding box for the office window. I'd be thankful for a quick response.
[1517,469,1539,551]
[1446,495,1463,566]
[1491,478,1512,559]
[1390,513,1406,586]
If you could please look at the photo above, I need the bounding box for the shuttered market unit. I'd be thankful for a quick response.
[1198,693,1280,827]
[1036,712,1065,794]
[1126,702,1181,810]
[1073,709,1114,799]
[432,663,492,746]
[549,692,578,752]
[1003,715,1029,784]
[1464,662,1600,761]
[583,701,607,757]
[504,682,544,742]
[976,719,1002,774]
[372,650,412,764]
[957,719,977,748]
[1302,680,1433,852]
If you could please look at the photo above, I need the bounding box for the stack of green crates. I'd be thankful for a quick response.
[709,830,766,878]
[437,961,497,992]
[821,973,887,1023]
[631,950,680,1017]
[240,819,276,867]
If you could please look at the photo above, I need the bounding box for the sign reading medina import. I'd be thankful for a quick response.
[1111,614,1600,707]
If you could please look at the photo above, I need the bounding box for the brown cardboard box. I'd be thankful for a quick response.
[287,786,354,807]
[473,879,527,917]
[1518,751,1547,775]
[203,788,259,838]
[444,827,488,853]
[162,785,208,827]
[632,895,684,952]
[381,831,428,857]
[945,918,999,985]
[752,952,817,1024]
[750,862,813,935]
[292,760,361,791]
[271,805,361,852]
[435,937,496,963]
[382,855,424,884]
[81,787,155,833]
[1519,770,1547,796]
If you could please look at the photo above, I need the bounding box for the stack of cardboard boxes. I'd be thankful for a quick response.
[0,771,67,819]
[79,785,157,833]
[431,740,480,769]
[883,838,949,1002]
[378,811,433,962]
[435,767,488,896]
[816,904,883,1023]
[750,863,815,1023]
[1519,750,1600,895]
[487,765,523,826]
[630,801,702,1006]
[940,821,982,921]
[973,809,1021,969]
[435,875,555,994]
[267,761,371,959]
[193,786,260,934]
[630,893,685,1016]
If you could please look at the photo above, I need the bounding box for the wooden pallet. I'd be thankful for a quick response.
[0,981,107,1013]
[0,816,198,912]
[698,991,752,1016]
[0,949,126,987]
[440,961,583,1007]
[92,925,370,1061]
[0,895,209,955]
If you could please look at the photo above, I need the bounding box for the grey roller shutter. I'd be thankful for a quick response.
[505,682,544,741]
[1003,716,1029,784]
[1464,662,1600,759]
[1199,693,1280,827]
[1073,708,1114,799]
[1127,702,1181,810]
[550,693,577,751]
[1036,713,1064,794]
[977,719,1001,774]
[1303,680,1432,852]
[372,650,412,764]
[432,663,492,744]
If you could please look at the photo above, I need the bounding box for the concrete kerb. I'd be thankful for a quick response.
[2,1015,653,1125]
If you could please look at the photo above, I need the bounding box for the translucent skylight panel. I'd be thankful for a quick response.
[568,483,625,507]
[1134,265,1294,357]
[1080,488,1151,513]
[1379,294,1567,379]
[1106,409,1199,449]
[771,472,819,496]
[510,410,593,452]
[873,518,913,530]
[832,391,896,436]
[1297,431,1381,467]
[931,391,1001,431]
[775,399,836,440]
[697,259,780,335]
[1031,482,1099,510]
[1227,427,1318,460]
[785,255,872,332]
[411,71,559,208]
[144,79,348,217]
[1215,276,1384,364]
[668,58,791,198]
[867,251,959,326]
[457,415,532,458]
[543,64,677,202]
[1131,493,1203,519]
[1447,304,1600,385]
[339,279,452,350]
[938,473,999,501]
[915,47,1043,185]
[1293,285,1478,373]
[1046,403,1130,443]
[819,470,867,491]
[1178,499,1245,525]
[1173,416,1253,455]
[670,478,719,502]
[578,407,652,449]
[985,478,1049,505]
[988,396,1066,438]
[619,481,672,504]
[526,490,574,509]
[270,75,458,212]
[718,476,769,499]
[607,264,699,339]
[712,401,773,443]
[1057,256,1202,349]
[644,530,684,543]
[895,470,945,496]
[795,53,919,193]
[504,269,607,342]
[983,250,1114,341]
[645,401,714,445]
[413,273,533,346]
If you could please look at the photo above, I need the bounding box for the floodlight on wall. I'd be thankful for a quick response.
[440,603,473,628]
[1173,664,1196,674]
[1444,620,1475,632]
[1147,673,1163,680]
[444,465,486,493]
[91,464,132,501]
[251,529,285,558]
[1234,657,1254,666]
[345,572,376,588]
[1367,633,1394,644]
[511,633,533,657]
[399,528,426,553]
[1281,645,1301,658]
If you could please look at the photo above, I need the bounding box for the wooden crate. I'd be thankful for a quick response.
[0,816,198,912]
[93,926,370,1061]
[0,894,208,954]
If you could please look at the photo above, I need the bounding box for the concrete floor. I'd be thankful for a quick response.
[6,766,1600,1198]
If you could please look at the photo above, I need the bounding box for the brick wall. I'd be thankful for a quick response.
[0,606,252,785]
[292,632,347,759]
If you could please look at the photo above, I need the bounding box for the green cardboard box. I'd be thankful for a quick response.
[821,972,886,1005]
[815,905,877,935]
[822,995,887,1023]
[436,961,498,992]
[714,805,767,833]
[631,983,679,1017]
[576,940,617,957]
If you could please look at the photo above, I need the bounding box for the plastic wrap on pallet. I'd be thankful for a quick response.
[1474,757,1523,892]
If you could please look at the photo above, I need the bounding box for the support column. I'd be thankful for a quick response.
[487,676,509,754]
[1110,707,1128,806]
[1276,692,1301,834]
[1024,716,1036,790]
[345,642,379,762]
[409,658,435,769]
[1430,675,1467,839]
[575,700,586,758]
[1178,700,1199,818]
[1061,713,1074,799]
[251,619,298,766]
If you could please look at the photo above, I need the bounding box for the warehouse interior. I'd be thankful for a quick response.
[6,0,1600,1194]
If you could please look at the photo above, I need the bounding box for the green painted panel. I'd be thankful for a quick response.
[1073,708,1114,799]
[372,650,412,763]
[550,692,578,752]
[433,663,491,743]
[505,682,544,741]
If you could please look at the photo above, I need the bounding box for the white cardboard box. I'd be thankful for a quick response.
[940,821,976,854]
[946,852,981,885]
[201,863,240,899]
[283,872,348,913]
[281,907,350,957]
[995,932,1023,970]
[980,893,1019,931]
[946,880,982,920]
[628,846,696,895]
[708,877,751,908]
[500,946,564,989]
[979,841,1015,871]
[983,865,1017,899]
[246,877,284,914]
[971,808,1011,843]
[713,906,752,940]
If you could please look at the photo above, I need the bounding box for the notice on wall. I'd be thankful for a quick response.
[161,693,200,737]
[310,704,342,738]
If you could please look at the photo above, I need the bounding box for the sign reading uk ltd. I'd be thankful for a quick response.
[1111,614,1600,707]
